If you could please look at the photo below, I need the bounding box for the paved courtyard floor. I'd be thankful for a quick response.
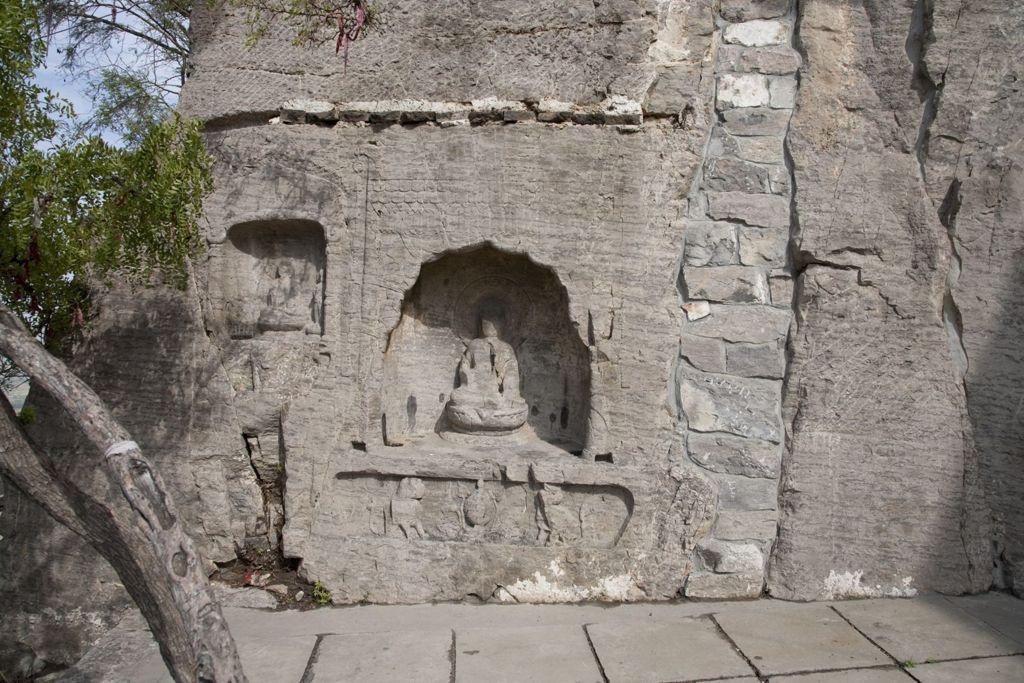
[62,592,1023,682]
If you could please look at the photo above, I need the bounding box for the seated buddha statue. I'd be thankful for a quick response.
[444,314,528,434]
[257,261,318,333]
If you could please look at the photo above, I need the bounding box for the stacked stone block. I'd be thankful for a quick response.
[678,0,798,599]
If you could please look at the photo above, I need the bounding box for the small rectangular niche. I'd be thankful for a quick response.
[213,219,326,338]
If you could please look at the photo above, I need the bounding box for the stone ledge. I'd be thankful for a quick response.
[274,96,648,129]
[335,439,639,488]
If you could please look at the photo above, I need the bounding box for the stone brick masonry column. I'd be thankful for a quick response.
[677,0,799,599]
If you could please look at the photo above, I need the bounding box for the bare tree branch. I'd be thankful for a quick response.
[59,10,186,59]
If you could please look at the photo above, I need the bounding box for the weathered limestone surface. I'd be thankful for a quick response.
[182,0,715,122]
[916,0,1024,596]
[2,2,726,671]
[767,0,997,600]
[197,121,714,602]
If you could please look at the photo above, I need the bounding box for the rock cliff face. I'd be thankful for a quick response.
[919,0,1024,598]
[769,0,1023,600]
[2,0,1022,674]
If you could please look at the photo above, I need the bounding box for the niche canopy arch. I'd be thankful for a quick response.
[215,218,326,339]
[382,245,590,453]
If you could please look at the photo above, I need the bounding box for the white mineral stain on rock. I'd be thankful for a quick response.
[723,20,789,47]
[717,74,771,109]
[683,300,712,321]
[497,563,641,603]
[822,570,918,599]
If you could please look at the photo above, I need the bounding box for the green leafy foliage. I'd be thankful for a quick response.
[0,2,66,167]
[0,0,211,387]
[312,580,333,606]
[87,68,171,148]
[18,404,37,424]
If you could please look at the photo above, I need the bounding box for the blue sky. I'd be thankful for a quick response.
[36,46,95,119]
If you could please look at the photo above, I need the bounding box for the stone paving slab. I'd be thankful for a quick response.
[586,616,754,682]
[910,654,1024,682]
[770,666,912,682]
[833,595,1022,663]
[312,630,451,682]
[222,602,714,640]
[52,594,1024,682]
[55,630,316,683]
[455,624,603,683]
[235,636,317,683]
[944,592,1024,646]
[712,602,890,676]
[51,625,171,683]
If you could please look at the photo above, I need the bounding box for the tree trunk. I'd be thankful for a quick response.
[0,304,246,683]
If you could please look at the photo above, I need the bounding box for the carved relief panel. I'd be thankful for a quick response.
[315,473,632,549]
[212,219,326,339]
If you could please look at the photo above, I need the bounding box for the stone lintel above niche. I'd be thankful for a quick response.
[339,439,635,487]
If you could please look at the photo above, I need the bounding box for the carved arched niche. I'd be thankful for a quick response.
[217,219,326,338]
[382,246,590,453]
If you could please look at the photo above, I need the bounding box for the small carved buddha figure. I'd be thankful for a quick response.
[257,261,318,333]
[444,313,529,434]
[390,477,426,539]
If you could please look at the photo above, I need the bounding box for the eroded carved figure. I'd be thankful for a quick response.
[390,477,426,539]
[535,483,581,545]
[257,259,321,334]
[463,480,497,527]
[444,313,528,434]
